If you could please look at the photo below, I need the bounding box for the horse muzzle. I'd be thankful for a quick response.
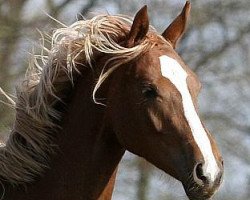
[184,173,223,200]
[183,161,224,200]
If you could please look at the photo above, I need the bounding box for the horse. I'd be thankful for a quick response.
[0,1,223,200]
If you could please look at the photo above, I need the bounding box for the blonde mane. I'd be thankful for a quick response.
[0,14,157,185]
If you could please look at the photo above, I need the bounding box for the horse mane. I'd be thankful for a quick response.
[0,14,158,185]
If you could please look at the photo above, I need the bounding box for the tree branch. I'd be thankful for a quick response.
[193,24,250,72]
[48,0,74,17]
[80,0,98,16]
[203,112,250,134]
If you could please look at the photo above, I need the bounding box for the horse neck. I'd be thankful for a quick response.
[4,69,125,200]
[56,71,125,199]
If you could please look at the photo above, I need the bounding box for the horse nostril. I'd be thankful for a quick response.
[194,162,209,185]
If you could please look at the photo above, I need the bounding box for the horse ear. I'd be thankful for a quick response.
[162,1,191,49]
[126,5,149,47]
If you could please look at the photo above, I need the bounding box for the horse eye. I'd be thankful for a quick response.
[142,85,158,99]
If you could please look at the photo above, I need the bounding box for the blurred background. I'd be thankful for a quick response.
[0,0,249,199]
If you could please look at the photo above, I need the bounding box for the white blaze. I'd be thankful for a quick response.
[159,55,219,182]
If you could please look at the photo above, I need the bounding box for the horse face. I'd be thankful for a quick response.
[108,2,223,200]
[109,43,223,199]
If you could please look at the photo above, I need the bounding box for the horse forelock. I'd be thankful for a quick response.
[0,14,157,186]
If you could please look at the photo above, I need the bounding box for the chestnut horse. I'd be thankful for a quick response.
[0,2,223,200]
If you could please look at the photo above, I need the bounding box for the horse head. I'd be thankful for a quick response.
[106,2,223,199]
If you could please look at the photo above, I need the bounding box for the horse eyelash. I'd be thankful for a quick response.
[141,83,159,99]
